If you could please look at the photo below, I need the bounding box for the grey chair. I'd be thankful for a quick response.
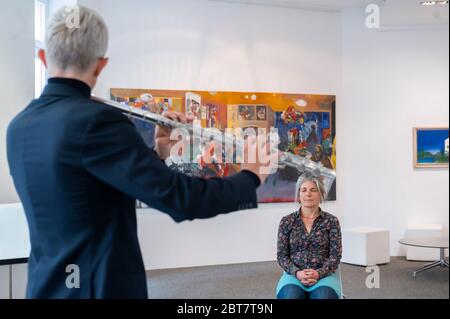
[335,264,346,299]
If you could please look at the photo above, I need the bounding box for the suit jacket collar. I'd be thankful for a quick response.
[41,77,92,99]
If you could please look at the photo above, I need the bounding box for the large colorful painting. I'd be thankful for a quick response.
[111,89,337,202]
[414,127,449,168]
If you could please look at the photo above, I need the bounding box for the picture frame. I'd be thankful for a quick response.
[413,127,449,168]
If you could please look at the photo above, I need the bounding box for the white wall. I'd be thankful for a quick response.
[49,0,77,15]
[78,0,342,269]
[0,0,34,204]
[89,0,342,98]
[341,8,449,256]
[138,201,338,270]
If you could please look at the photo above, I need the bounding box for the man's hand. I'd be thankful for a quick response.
[154,111,194,160]
[240,135,279,185]
[155,113,279,184]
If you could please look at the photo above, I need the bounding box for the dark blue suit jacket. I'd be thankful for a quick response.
[6,79,259,299]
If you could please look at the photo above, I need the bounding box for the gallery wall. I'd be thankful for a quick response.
[340,7,449,255]
[78,0,343,269]
[0,0,34,204]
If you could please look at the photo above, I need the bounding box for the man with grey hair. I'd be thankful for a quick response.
[7,5,272,299]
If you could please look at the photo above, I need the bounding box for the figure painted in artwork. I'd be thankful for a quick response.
[196,141,230,178]
[282,106,304,125]
[311,144,334,170]
[287,126,308,156]
[186,92,202,121]
[306,124,320,154]
[238,105,255,121]
[257,106,267,121]
[188,100,200,119]
[207,104,219,128]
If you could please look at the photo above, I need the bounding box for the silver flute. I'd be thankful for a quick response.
[92,96,337,194]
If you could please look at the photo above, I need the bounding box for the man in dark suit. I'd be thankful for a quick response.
[6,5,275,299]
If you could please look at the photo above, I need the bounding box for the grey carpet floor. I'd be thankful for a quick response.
[146,257,449,299]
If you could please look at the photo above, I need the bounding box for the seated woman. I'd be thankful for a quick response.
[276,173,342,299]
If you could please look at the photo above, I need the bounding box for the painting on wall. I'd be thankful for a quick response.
[110,88,337,202]
[414,127,449,168]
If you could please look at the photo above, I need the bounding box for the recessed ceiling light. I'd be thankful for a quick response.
[420,1,449,6]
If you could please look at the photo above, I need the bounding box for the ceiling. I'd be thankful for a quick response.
[208,0,384,11]
[208,0,449,26]
[380,0,449,27]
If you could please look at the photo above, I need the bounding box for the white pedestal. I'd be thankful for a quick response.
[342,227,390,266]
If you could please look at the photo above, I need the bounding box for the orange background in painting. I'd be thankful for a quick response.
[110,89,335,112]
[110,88,335,131]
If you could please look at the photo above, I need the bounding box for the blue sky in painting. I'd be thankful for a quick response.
[417,129,449,154]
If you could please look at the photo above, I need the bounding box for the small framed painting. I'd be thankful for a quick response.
[414,127,449,168]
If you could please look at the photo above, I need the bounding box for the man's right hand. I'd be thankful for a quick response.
[240,135,279,185]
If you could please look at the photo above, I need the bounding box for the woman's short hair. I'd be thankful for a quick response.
[45,5,108,72]
[295,172,328,203]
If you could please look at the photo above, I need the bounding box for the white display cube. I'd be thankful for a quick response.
[406,224,443,261]
[342,227,390,266]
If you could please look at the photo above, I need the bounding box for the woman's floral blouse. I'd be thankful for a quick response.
[277,209,342,279]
